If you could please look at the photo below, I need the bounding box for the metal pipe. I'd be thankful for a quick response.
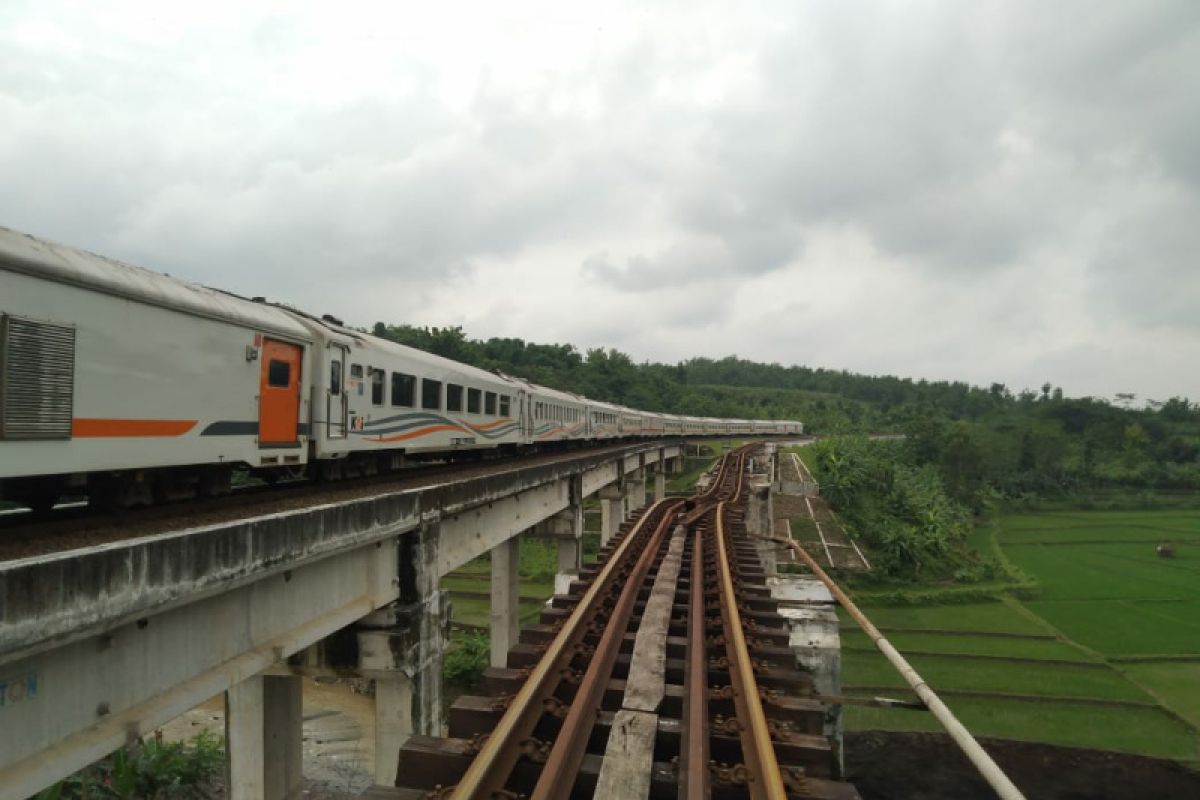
[774,537,1026,800]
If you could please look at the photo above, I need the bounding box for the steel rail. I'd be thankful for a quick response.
[715,499,788,800]
[776,537,1027,800]
[679,526,711,800]
[528,501,683,800]
[448,498,680,800]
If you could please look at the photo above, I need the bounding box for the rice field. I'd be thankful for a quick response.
[840,508,1200,760]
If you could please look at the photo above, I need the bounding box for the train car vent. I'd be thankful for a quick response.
[0,314,76,440]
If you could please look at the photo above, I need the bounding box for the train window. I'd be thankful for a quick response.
[268,360,290,388]
[499,395,510,417]
[391,372,415,407]
[369,368,385,405]
[330,360,341,395]
[467,388,481,413]
[447,384,463,412]
[422,379,442,410]
[485,392,496,415]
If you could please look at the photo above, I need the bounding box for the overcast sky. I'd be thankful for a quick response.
[3,1,1198,402]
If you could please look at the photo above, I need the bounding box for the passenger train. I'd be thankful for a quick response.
[0,228,801,510]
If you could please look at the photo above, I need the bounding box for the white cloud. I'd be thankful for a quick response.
[1,0,1199,402]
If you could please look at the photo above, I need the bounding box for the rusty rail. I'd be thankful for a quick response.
[449,498,682,799]
[528,501,681,799]
[421,445,858,800]
[715,499,788,800]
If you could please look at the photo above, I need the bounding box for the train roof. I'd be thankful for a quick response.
[287,313,521,390]
[0,227,311,341]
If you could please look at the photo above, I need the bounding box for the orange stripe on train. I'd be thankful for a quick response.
[465,418,513,431]
[72,418,198,437]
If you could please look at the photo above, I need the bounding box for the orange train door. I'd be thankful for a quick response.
[259,339,303,445]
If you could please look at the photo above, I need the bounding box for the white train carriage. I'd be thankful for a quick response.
[642,411,669,437]
[0,227,808,507]
[0,227,315,508]
[617,406,646,436]
[528,384,587,443]
[285,314,528,467]
[661,414,684,437]
[587,399,622,441]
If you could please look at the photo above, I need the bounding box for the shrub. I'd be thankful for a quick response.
[444,630,491,688]
[34,731,223,800]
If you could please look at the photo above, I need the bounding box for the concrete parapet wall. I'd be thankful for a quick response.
[769,575,844,777]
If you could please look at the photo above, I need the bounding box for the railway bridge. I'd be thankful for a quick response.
[0,441,698,799]
[0,438,1022,800]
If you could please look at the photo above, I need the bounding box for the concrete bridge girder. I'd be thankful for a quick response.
[0,539,398,800]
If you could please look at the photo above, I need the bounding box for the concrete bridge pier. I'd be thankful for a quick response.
[654,467,666,501]
[224,674,303,800]
[490,535,521,668]
[597,482,627,547]
[624,467,647,517]
[358,524,449,786]
[744,475,777,574]
[528,483,584,595]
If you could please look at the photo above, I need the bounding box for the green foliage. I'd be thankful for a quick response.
[444,631,491,689]
[518,537,557,580]
[845,696,1196,759]
[808,436,973,580]
[33,731,223,800]
[369,321,1200,496]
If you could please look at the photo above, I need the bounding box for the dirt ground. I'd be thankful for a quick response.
[845,731,1200,799]
[159,677,376,798]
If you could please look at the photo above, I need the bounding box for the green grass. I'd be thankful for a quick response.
[841,629,1090,661]
[449,595,546,629]
[841,508,1200,760]
[997,510,1200,543]
[1004,542,1200,601]
[1122,662,1200,729]
[839,602,1049,635]
[1024,599,1200,657]
[843,650,1149,701]
[445,537,565,628]
[442,574,554,598]
[790,516,821,543]
[845,699,1196,759]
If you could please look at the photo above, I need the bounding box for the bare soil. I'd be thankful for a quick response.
[846,731,1200,799]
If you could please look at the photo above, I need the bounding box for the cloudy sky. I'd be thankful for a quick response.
[2,1,1198,401]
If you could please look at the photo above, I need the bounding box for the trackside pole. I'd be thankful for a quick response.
[774,537,1028,800]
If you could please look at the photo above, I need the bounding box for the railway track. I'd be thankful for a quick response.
[379,445,860,800]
